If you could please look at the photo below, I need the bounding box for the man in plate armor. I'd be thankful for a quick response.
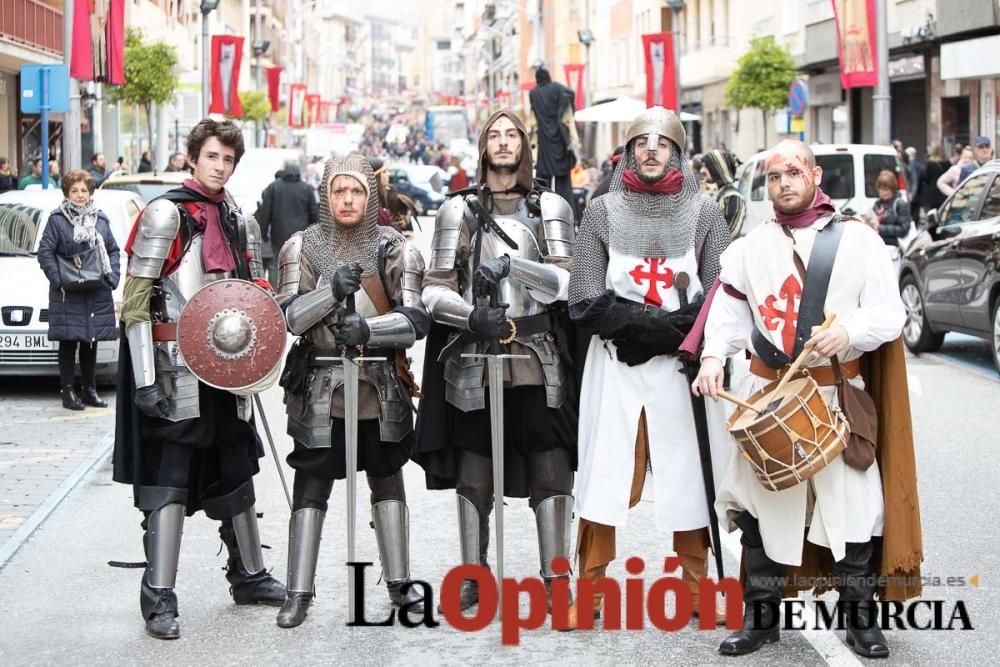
[112,119,285,640]
[273,153,430,628]
[415,109,577,612]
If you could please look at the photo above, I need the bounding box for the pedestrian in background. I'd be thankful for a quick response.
[255,160,318,281]
[0,157,16,193]
[528,65,579,205]
[88,153,108,187]
[448,155,469,192]
[36,169,120,411]
[937,146,975,197]
[48,160,61,187]
[960,136,994,181]
[19,159,43,189]
[138,150,153,173]
[701,148,747,238]
[163,152,188,172]
[920,144,951,215]
[869,169,912,247]
[905,147,923,221]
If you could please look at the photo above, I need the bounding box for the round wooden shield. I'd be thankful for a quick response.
[177,279,286,393]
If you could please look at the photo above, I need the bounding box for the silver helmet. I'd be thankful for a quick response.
[624,106,686,154]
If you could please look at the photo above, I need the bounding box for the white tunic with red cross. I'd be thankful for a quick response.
[701,216,905,565]
[575,245,731,533]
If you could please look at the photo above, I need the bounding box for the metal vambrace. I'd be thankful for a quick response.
[284,287,340,335]
[244,214,266,280]
[507,256,569,303]
[127,321,156,389]
[424,285,474,331]
[366,312,417,348]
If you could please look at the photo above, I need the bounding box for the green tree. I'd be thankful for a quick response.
[725,36,799,147]
[108,29,179,165]
[230,91,271,124]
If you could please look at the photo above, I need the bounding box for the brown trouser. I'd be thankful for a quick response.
[576,409,712,613]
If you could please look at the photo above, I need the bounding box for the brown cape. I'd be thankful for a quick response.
[774,337,923,601]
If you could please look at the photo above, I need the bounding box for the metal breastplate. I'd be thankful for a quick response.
[476,205,546,318]
[158,235,234,321]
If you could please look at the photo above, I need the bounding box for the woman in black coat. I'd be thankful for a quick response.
[870,170,912,247]
[919,144,951,216]
[37,170,121,410]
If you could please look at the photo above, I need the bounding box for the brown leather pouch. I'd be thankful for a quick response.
[833,357,878,470]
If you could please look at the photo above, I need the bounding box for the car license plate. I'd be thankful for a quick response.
[0,334,54,350]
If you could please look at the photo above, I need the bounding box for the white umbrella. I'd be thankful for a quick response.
[574,97,701,123]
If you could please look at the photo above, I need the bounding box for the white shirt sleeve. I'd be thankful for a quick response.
[838,228,907,351]
[702,288,755,361]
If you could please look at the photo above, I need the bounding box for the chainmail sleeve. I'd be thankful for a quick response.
[694,196,731,290]
[568,196,610,306]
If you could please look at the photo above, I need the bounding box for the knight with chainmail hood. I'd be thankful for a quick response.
[414,109,577,612]
[273,153,430,628]
[567,107,732,628]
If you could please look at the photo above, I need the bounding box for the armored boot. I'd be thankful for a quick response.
[535,495,574,613]
[674,528,727,625]
[276,508,325,628]
[218,511,286,607]
[140,502,185,640]
[835,541,889,658]
[372,500,424,612]
[445,495,490,612]
[61,384,84,411]
[719,514,785,656]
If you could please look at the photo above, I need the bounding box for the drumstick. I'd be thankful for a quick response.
[763,313,836,412]
[715,390,762,414]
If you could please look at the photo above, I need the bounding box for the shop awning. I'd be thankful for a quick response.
[574,97,701,123]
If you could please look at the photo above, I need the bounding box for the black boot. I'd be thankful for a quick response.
[141,573,180,640]
[140,503,184,640]
[388,580,426,612]
[80,385,108,407]
[219,519,286,606]
[720,513,785,656]
[835,541,890,658]
[277,592,314,628]
[61,384,84,411]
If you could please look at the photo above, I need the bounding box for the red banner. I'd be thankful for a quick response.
[288,83,307,128]
[563,64,585,110]
[642,33,677,110]
[306,94,321,126]
[831,0,877,88]
[320,101,336,124]
[209,35,244,116]
[265,66,282,111]
[69,0,125,84]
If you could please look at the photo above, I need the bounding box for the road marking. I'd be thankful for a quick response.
[0,430,114,570]
[718,529,863,666]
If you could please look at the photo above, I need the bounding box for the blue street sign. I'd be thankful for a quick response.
[20,64,70,114]
[788,79,809,117]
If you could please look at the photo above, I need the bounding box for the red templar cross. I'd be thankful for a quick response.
[758,274,802,355]
[629,258,674,307]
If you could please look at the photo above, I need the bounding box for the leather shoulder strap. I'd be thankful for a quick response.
[361,274,392,316]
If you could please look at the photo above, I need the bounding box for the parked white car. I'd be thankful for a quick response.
[736,144,907,236]
[0,188,143,383]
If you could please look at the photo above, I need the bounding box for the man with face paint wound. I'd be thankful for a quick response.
[567,106,733,629]
[693,140,921,658]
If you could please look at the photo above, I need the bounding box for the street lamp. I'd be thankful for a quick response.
[200,0,220,117]
[577,28,595,108]
[666,0,684,112]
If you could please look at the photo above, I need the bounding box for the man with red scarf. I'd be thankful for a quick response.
[567,107,732,629]
[113,119,285,640]
[693,140,910,658]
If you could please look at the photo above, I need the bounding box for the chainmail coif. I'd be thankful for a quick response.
[301,152,402,280]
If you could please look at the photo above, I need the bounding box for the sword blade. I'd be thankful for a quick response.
[343,357,360,623]
[253,394,292,511]
[486,355,505,620]
[685,362,725,580]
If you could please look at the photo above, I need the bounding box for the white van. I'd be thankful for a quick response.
[0,188,143,383]
[736,144,907,236]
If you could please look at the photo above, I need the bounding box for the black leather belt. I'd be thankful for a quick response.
[513,312,553,340]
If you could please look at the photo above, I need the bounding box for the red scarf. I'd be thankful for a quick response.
[622,168,684,195]
[183,178,236,272]
[774,188,836,229]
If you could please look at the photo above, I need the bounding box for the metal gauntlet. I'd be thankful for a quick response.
[366,312,416,348]
[507,257,569,302]
[127,321,156,389]
[284,287,340,335]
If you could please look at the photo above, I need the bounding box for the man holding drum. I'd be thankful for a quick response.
[693,140,921,658]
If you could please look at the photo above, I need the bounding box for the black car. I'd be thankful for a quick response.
[899,161,1000,373]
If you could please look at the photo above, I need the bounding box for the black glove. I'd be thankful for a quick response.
[135,384,170,418]
[468,304,513,340]
[611,339,659,367]
[610,301,704,365]
[597,301,644,340]
[334,313,370,348]
[331,263,363,301]
[472,256,511,298]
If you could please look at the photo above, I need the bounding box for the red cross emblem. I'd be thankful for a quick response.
[758,274,802,355]
[628,258,674,307]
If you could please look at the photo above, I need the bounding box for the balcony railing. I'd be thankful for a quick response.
[0,0,63,56]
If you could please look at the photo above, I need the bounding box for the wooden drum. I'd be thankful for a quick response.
[726,373,848,492]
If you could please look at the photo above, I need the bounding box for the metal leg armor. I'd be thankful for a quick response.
[535,495,574,611]
[372,500,424,612]
[448,494,491,613]
[231,504,265,575]
[141,503,185,640]
[219,509,286,607]
[277,508,325,629]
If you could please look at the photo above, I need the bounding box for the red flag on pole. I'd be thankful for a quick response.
[105,0,126,85]
[642,33,677,110]
[289,84,308,128]
[563,64,585,110]
[306,94,321,126]
[70,0,93,80]
[831,0,878,88]
[265,66,283,111]
[209,35,244,116]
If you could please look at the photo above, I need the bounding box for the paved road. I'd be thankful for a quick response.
[0,217,997,665]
